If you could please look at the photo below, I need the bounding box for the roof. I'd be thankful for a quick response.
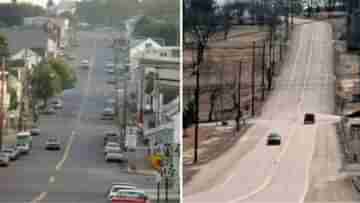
[0,28,49,55]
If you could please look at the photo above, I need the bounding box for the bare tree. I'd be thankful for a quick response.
[184,0,220,163]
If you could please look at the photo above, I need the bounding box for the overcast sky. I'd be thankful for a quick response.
[0,0,62,8]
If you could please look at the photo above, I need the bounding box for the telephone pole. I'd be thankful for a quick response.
[251,41,256,116]
[0,57,6,150]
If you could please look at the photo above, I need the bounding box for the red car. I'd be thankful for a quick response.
[110,190,151,203]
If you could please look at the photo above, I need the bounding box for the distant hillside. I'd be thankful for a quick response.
[0,3,45,27]
[77,0,179,26]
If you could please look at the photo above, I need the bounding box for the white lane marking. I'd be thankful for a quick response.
[205,24,309,198]
[300,22,328,203]
[227,24,316,202]
[55,39,97,172]
[31,192,47,203]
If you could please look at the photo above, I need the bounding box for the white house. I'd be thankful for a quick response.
[10,48,42,69]
[130,38,162,65]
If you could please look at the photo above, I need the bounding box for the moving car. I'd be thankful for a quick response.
[267,133,281,145]
[30,127,40,136]
[106,183,137,201]
[2,147,20,160]
[45,137,61,150]
[104,142,121,154]
[110,190,150,203]
[106,98,116,107]
[80,59,90,68]
[51,99,63,109]
[105,63,115,69]
[104,131,119,145]
[106,68,115,74]
[101,107,115,120]
[0,152,10,166]
[107,77,116,84]
[304,113,315,124]
[105,151,124,162]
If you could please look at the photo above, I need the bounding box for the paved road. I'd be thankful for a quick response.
[0,30,164,203]
[185,21,339,202]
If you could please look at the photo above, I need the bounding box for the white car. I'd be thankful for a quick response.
[104,131,119,145]
[0,152,10,166]
[105,68,115,74]
[51,99,63,109]
[106,98,116,106]
[105,151,124,162]
[105,63,115,68]
[101,107,115,120]
[104,142,121,154]
[2,147,19,161]
[45,137,61,150]
[30,128,40,136]
[16,143,31,154]
[80,59,90,68]
[106,183,137,201]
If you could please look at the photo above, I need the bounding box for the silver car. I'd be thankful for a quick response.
[105,151,124,162]
[2,147,19,161]
[104,142,121,154]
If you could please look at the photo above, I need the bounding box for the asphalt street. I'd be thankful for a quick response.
[0,30,164,203]
[185,21,339,202]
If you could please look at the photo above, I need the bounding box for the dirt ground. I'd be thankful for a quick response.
[183,123,250,185]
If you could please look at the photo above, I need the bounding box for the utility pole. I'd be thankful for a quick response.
[194,62,200,163]
[251,41,256,116]
[0,57,5,150]
[236,61,242,131]
[262,41,266,101]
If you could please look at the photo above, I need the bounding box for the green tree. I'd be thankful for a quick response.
[48,58,76,90]
[31,62,61,107]
[0,34,9,59]
[8,87,17,110]
[134,17,178,45]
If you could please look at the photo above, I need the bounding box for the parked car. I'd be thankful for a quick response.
[110,190,150,203]
[304,113,315,124]
[101,107,115,120]
[104,131,119,145]
[104,142,121,154]
[105,151,124,162]
[105,63,115,69]
[51,99,63,109]
[107,77,116,84]
[106,183,137,201]
[267,133,281,145]
[16,143,31,154]
[42,107,56,115]
[106,98,116,107]
[2,147,19,161]
[30,128,40,136]
[67,54,76,60]
[0,152,10,166]
[80,59,90,68]
[45,137,61,150]
[105,68,115,74]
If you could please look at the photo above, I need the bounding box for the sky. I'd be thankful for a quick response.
[0,0,63,8]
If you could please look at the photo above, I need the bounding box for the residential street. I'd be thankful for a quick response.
[0,30,166,203]
[184,21,351,202]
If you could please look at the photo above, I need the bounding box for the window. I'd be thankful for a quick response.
[160,52,167,57]
[171,49,179,57]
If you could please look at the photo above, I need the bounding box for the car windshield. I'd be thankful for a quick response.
[48,138,58,142]
[2,149,12,153]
